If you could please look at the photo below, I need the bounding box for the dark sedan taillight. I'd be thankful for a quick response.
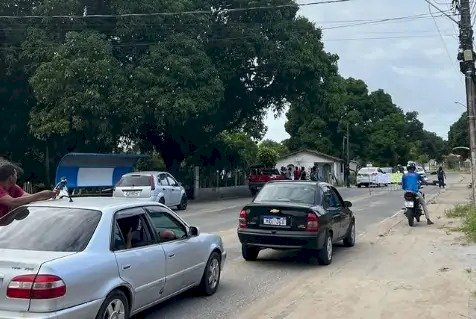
[7,274,66,299]
[239,209,248,229]
[306,212,319,232]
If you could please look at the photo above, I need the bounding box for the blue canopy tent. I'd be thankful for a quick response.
[55,153,146,189]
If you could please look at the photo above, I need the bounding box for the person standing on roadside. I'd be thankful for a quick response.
[437,166,446,188]
[293,166,301,180]
[286,167,293,180]
[300,167,307,180]
[0,163,58,218]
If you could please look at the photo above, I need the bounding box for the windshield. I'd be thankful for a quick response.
[116,175,152,187]
[0,207,101,252]
[254,183,317,205]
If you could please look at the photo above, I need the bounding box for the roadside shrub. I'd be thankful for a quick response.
[446,204,473,218]
[462,207,476,242]
[447,204,476,242]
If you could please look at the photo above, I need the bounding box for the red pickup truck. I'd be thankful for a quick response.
[248,166,287,196]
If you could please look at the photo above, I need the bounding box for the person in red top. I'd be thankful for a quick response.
[293,166,301,180]
[0,163,58,218]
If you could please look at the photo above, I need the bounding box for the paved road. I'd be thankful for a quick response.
[137,178,449,319]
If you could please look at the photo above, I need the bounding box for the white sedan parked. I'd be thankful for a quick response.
[113,171,188,210]
[0,198,226,319]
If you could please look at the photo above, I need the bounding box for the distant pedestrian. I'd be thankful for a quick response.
[437,166,446,188]
[300,167,307,180]
[293,167,301,180]
[286,167,292,180]
[310,167,317,181]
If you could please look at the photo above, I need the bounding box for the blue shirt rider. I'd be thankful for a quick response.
[402,163,433,225]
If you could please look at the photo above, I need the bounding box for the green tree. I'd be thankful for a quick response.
[259,139,288,157]
[448,112,468,150]
[257,146,279,168]
[29,31,129,152]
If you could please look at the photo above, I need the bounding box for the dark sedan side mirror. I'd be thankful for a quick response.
[344,201,352,208]
[189,226,200,237]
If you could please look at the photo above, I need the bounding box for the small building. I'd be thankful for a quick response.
[275,149,344,184]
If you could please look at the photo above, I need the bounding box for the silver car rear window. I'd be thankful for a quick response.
[0,207,101,252]
[116,175,152,187]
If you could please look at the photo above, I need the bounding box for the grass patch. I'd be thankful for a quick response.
[446,204,473,218]
[462,209,476,242]
[446,204,476,242]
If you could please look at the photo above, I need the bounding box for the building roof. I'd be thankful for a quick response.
[279,149,343,163]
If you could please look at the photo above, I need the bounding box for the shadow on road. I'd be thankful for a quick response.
[133,245,350,318]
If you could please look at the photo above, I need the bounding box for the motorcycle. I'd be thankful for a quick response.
[403,191,424,227]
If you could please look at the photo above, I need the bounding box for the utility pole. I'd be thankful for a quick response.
[457,0,476,203]
[346,122,350,188]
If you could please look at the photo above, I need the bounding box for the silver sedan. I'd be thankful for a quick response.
[0,198,226,319]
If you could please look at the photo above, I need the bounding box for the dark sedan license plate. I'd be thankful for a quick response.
[263,216,287,226]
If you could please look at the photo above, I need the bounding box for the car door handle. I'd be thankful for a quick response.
[122,265,131,270]
[168,253,175,258]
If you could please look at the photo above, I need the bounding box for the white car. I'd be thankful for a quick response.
[113,171,188,210]
[356,167,380,187]
[0,198,226,319]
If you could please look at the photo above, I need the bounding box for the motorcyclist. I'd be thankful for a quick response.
[402,163,433,225]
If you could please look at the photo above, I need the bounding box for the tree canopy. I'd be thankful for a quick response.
[285,76,448,166]
[0,0,449,185]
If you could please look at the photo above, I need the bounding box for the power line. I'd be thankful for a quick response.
[324,34,455,41]
[0,0,351,19]
[428,4,460,73]
[422,0,459,23]
[0,33,459,52]
[320,11,456,30]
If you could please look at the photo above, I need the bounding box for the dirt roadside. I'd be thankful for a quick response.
[239,175,476,319]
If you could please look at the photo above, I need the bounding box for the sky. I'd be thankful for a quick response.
[263,0,467,142]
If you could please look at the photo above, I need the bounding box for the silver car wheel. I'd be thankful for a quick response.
[208,258,220,290]
[326,236,333,261]
[104,299,126,319]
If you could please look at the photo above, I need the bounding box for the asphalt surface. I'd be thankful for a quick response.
[137,178,448,319]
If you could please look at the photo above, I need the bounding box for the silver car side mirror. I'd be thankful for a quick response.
[189,226,199,237]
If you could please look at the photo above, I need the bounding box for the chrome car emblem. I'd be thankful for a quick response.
[270,209,280,214]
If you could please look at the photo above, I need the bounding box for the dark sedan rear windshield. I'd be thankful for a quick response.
[254,183,318,205]
[0,207,101,252]
[116,175,151,187]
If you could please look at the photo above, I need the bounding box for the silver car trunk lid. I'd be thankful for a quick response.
[0,249,74,312]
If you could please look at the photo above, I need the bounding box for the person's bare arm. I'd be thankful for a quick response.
[0,191,57,210]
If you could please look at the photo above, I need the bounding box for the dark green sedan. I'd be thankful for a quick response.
[237,181,355,265]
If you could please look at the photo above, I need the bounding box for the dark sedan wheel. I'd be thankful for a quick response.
[242,245,259,261]
[177,195,188,210]
[198,252,221,296]
[317,232,333,266]
[96,290,130,319]
[343,222,356,247]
